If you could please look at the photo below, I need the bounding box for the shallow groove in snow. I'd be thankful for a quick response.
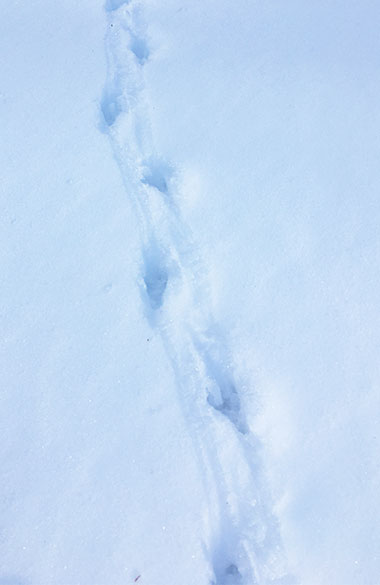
[101,2,297,583]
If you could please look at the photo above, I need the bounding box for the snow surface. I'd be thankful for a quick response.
[1,1,380,584]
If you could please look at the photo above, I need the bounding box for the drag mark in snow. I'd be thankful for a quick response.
[101,2,296,584]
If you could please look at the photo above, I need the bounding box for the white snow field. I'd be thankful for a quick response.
[1,1,380,584]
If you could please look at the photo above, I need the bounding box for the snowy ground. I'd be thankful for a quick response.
[1,2,380,585]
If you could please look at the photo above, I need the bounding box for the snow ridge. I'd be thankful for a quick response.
[101,2,296,583]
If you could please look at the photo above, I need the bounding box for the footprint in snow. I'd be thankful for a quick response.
[100,84,123,127]
[141,242,169,311]
[141,158,174,195]
[129,33,150,64]
[105,0,129,12]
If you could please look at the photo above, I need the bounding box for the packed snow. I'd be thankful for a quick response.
[1,1,380,585]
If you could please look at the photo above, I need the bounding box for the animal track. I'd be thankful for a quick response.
[101,2,294,582]
[142,242,169,310]
[100,84,123,127]
[221,564,243,585]
[130,33,150,64]
[105,0,129,12]
[141,158,173,194]
[206,377,247,435]
[193,334,248,434]
[211,537,245,585]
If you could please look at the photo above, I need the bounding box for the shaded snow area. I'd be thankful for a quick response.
[1,1,380,584]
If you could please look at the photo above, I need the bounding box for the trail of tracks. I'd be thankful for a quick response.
[101,3,295,583]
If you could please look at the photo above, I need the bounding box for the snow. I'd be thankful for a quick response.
[1,1,380,585]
